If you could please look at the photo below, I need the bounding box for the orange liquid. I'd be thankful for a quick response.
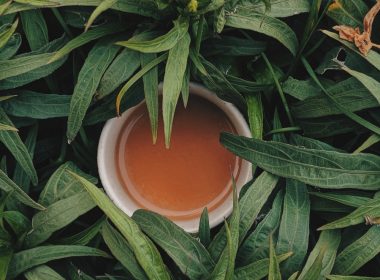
[116,95,240,220]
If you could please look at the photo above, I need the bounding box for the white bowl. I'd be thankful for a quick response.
[97,83,252,233]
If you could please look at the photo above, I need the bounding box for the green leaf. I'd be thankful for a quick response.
[0,52,55,81]
[327,275,380,280]
[0,1,12,15]
[220,133,380,190]
[57,216,105,246]
[101,221,148,280]
[0,33,66,84]
[226,75,271,94]
[133,210,214,279]
[70,172,171,280]
[199,207,211,247]
[0,247,12,280]
[96,48,140,99]
[269,235,281,280]
[86,82,143,125]
[277,179,310,278]
[181,63,190,107]
[38,161,97,207]
[85,0,117,31]
[298,116,360,139]
[0,33,21,60]
[198,0,224,14]
[340,65,380,105]
[24,191,96,248]
[288,272,299,280]
[318,196,380,230]
[298,250,325,280]
[238,190,284,266]
[333,226,380,275]
[0,35,67,90]
[209,221,231,280]
[5,0,164,19]
[0,122,17,131]
[225,10,298,56]
[190,53,246,106]
[246,94,263,140]
[1,91,70,119]
[24,265,65,280]
[3,211,31,236]
[0,18,18,49]
[209,172,278,261]
[203,35,266,57]
[141,52,159,143]
[67,41,120,142]
[311,197,354,214]
[67,263,95,280]
[12,123,38,194]
[214,7,226,33]
[0,168,42,211]
[226,184,240,280]
[282,77,320,101]
[162,32,190,147]
[326,0,368,26]
[116,53,168,115]
[298,230,341,280]
[234,252,293,279]
[354,134,380,154]
[14,0,58,6]
[309,192,370,208]
[8,245,109,278]
[208,185,240,280]
[322,30,380,72]
[49,23,125,63]
[234,0,310,18]
[116,17,189,53]
[290,134,340,152]
[291,78,379,119]
[20,9,49,50]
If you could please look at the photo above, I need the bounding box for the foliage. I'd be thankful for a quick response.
[1,0,380,279]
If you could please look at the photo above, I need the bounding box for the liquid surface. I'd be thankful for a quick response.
[116,95,240,220]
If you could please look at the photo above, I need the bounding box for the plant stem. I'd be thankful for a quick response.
[302,56,380,136]
[52,8,73,38]
[261,53,295,126]
[195,15,204,54]
[79,127,90,148]
[266,127,302,137]
[285,0,332,79]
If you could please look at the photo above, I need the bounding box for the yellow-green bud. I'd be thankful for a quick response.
[187,0,198,12]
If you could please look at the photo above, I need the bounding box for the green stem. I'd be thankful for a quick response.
[195,15,204,54]
[302,56,380,136]
[52,8,74,38]
[304,36,326,57]
[261,53,295,126]
[285,0,332,79]
[266,127,302,137]
[79,127,89,147]
[56,137,67,164]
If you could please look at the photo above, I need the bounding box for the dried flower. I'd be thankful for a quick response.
[333,0,380,56]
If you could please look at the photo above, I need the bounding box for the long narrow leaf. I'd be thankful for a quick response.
[116,17,189,53]
[162,32,190,147]
[220,133,380,190]
[8,245,109,278]
[70,172,171,280]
